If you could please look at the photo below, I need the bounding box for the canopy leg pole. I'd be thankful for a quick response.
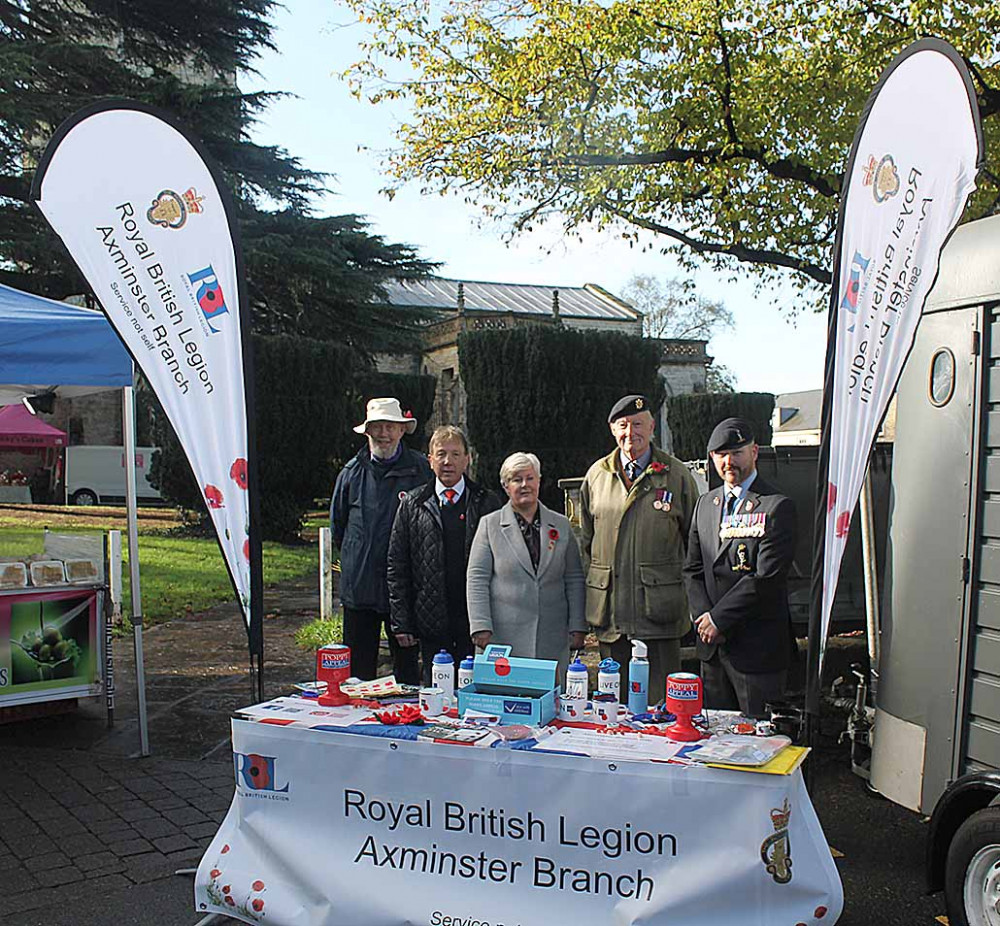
[859,466,881,702]
[123,383,150,756]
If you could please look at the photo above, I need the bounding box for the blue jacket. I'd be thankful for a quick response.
[330,443,432,612]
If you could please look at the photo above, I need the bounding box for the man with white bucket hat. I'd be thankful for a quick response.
[331,397,430,682]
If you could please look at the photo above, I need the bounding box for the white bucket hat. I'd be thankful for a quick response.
[353,397,417,435]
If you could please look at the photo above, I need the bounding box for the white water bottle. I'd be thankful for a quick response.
[431,651,455,706]
[565,658,589,699]
[458,655,475,690]
[597,658,621,702]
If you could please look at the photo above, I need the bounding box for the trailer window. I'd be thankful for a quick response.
[929,348,955,407]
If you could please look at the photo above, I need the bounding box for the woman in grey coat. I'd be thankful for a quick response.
[466,452,586,677]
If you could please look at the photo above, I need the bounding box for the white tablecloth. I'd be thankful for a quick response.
[195,718,844,925]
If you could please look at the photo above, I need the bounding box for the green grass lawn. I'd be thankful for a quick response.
[2,526,315,625]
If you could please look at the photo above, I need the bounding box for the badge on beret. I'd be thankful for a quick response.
[608,394,650,423]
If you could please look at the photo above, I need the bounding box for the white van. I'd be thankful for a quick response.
[64,445,162,505]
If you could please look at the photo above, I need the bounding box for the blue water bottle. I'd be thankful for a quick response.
[628,639,650,716]
[458,655,475,690]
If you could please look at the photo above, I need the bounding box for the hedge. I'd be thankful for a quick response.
[142,335,435,540]
[458,326,664,510]
[664,392,775,461]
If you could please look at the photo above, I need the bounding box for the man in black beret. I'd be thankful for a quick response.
[579,394,700,703]
[682,417,798,717]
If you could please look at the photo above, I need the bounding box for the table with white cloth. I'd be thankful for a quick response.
[194,712,844,926]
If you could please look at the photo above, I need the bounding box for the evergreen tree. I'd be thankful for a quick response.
[0,0,434,351]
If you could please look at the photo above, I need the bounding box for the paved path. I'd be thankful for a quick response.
[0,574,319,925]
[0,575,951,925]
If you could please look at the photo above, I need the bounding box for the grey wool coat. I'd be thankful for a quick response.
[466,501,586,677]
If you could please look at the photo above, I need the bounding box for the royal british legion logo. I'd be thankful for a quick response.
[234,752,290,800]
[862,154,900,203]
[146,187,205,229]
[839,250,870,328]
[760,797,792,884]
[187,265,229,333]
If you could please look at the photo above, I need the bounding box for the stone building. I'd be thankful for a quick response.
[377,277,711,451]
[47,277,711,462]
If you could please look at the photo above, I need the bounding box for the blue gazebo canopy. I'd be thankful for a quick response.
[0,282,131,404]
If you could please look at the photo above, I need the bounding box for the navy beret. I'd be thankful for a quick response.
[707,417,755,453]
[608,394,650,423]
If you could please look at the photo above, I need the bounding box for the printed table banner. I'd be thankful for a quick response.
[195,720,844,925]
[813,39,983,676]
[0,589,99,703]
[32,102,260,647]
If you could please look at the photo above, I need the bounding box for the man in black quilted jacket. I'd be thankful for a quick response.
[388,425,501,685]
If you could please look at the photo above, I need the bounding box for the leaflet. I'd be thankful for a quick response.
[532,729,684,762]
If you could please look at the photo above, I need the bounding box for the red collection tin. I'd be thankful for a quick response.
[316,644,351,706]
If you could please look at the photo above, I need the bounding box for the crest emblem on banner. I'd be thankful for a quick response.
[862,154,901,203]
[760,797,793,883]
[147,187,205,229]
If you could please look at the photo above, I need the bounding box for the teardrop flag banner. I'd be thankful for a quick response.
[31,101,264,696]
[806,39,984,714]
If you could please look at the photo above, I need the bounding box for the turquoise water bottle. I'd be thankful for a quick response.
[628,639,650,715]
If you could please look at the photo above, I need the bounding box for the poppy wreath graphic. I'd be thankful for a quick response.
[230,458,248,490]
[204,845,269,921]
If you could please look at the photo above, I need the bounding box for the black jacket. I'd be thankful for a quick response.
[682,476,797,674]
[387,478,501,640]
[330,444,431,612]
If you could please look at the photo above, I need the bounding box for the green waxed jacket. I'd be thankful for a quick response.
[579,446,699,642]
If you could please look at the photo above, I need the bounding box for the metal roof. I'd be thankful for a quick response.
[383,277,640,322]
[924,213,1000,313]
[773,389,822,431]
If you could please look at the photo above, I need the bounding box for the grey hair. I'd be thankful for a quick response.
[499,452,541,485]
[429,425,469,454]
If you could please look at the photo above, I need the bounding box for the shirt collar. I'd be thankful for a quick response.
[620,447,653,473]
[726,469,758,501]
[435,475,466,500]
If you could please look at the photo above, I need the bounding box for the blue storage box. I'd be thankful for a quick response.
[456,644,559,726]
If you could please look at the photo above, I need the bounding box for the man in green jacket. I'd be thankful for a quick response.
[580,395,699,704]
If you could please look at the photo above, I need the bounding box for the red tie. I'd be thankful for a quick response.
[443,488,457,506]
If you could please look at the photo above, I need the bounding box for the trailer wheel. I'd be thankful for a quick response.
[945,806,1000,926]
[70,489,98,506]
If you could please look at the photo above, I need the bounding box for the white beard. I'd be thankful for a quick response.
[369,441,400,460]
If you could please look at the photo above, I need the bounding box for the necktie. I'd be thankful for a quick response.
[724,491,738,519]
[443,488,457,506]
[626,460,641,482]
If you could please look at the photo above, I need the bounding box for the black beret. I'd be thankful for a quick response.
[707,417,756,453]
[608,394,650,423]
